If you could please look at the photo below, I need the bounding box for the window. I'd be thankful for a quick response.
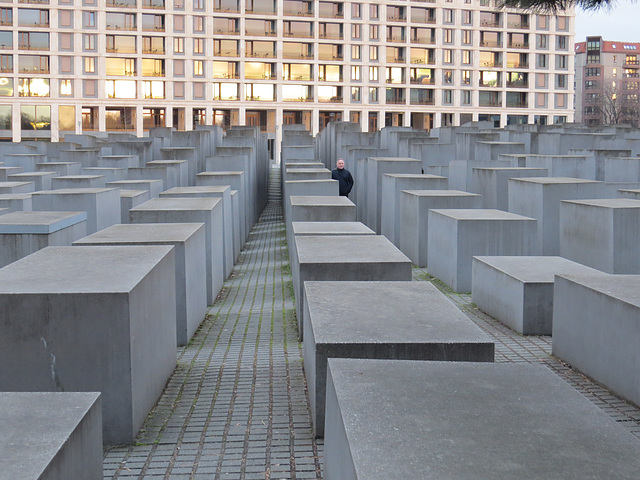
[585,67,600,76]
[369,25,378,40]
[194,38,204,54]
[174,37,184,54]
[556,74,567,88]
[443,9,453,24]
[536,73,547,88]
[369,66,378,82]
[369,86,378,102]
[0,54,12,73]
[462,10,472,25]
[59,33,73,51]
[352,45,361,60]
[462,50,471,65]
[537,15,548,30]
[59,56,72,74]
[585,80,598,89]
[83,34,96,51]
[351,86,360,102]
[556,55,567,69]
[462,90,471,105]
[442,89,453,104]
[19,78,49,97]
[352,24,361,40]
[556,15,568,31]
[193,0,203,10]
[84,57,95,73]
[369,4,378,20]
[352,3,361,19]
[443,70,453,84]
[369,46,378,61]
[537,34,547,49]
[193,59,203,76]
[193,16,204,33]
[462,30,472,45]
[536,92,546,107]
[83,11,95,28]
[462,70,471,85]
[21,105,50,130]
[537,54,547,68]
[556,35,568,50]
[443,49,453,64]
[587,54,600,64]
[174,15,184,32]
[174,59,184,75]
[59,10,72,28]
[351,65,360,81]
[443,29,453,44]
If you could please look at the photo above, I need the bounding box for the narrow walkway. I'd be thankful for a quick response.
[104,166,640,479]
[104,167,323,479]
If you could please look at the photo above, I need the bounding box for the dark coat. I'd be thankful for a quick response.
[331,167,354,197]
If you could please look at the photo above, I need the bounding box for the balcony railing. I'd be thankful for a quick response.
[318,96,343,103]
[245,8,275,15]
[283,52,313,59]
[319,76,343,82]
[283,8,312,16]
[410,99,435,105]
[507,62,528,68]
[506,101,528,107]
[479,81,501,87]
[215,28,239,35]
[481,61,502,67]
[283,96,313,102]
[480,41,501,48]
[479,100,501,107]
[507,21,529,29]
[410,78,434,85]
[318,53,342,61]
[319,33,343,40]
[386,35,405,42]
[283,32,312,38]
[506,80,527,88]
[480,20,501,28]
[508,42,529,49]
[388,56,405,63]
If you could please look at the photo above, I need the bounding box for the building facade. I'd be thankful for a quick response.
[575,37,640,127]
[3,0,574,143]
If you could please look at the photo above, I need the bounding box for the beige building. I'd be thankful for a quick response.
[575,37,640,126]
[3,0,574,145]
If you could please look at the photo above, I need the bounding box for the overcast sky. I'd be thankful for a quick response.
[574,1,639,43]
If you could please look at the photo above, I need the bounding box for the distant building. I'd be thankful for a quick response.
[575,37,640,126]
[2,0,574,144]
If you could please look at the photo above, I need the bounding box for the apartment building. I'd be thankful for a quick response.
[575,37,640,126]
[2,0,574,144]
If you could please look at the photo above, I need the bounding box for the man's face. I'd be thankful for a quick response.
[337,160,345,169]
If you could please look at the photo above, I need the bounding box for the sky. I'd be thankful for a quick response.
[574,1,639,43]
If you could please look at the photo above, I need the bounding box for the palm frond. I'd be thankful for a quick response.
[497,0,616,13]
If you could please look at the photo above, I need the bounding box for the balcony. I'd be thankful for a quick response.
[388,56,405,63]
[215,29,239,35]
[480,20,501,28]
[284,96,313,102]
[508,42,529,49]
[506,61,528,68]
[479,80,501,87]
[107,0,137,7]
[507,21,529,29]
[506,101,528,108]
[319,33,343,40]
[480,41,501,48]
[142,0,164,8]
[410,78,434,85]
[318,96,343,103]
[283,8,312,16]
[245,7,275,15]
[506,80,528,88]
[481,61,502,68]
[318,53,342,61]
[387,35,405,43]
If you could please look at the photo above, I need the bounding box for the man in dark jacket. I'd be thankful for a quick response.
[331,158,354,197]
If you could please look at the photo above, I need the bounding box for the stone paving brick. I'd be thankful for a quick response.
[104,167,640,480]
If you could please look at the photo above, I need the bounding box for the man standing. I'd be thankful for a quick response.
[331,158,354,197]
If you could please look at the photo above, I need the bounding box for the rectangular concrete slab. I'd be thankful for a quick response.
[0,181,35,194]
[304,281,494,437]
[130,197,224,304]
[0,193,32,213]
[119,189,150,224]
[324,359,640,480]
[559,198,640,274]
[0,392,102,480]
[0,211,88,268]
[106,179,164,198]
[292,221,374,236]
[428,209,539,292]
[74,223,208,346]
[0,245,177,445]
[398,190,482,267]
[293,235,412,339]
[553,273,640,409]
[472,256,602,335]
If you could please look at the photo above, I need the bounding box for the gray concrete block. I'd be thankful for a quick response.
[472,167,548,209]
[0,246,177,445]
[197,171,248,244]
[9,172,57,191]
[0,166,24,181]
[0,211,87,267]
[304,281,493,437]
[525,154,596,180]
[81,167,128,183]
[398,190,482,267]
[74,223,207,346]
[106,179,164,198]
[0,193,32,213]
[324,359,640,480]
[160,186,234,279]
[119,189,150,224]
[292,221,374,236]
[0,181,35,194]
[283,180,339,224]
[130,197,224,304]
[472,256,602,335]
[293,235,411,339]
[0,392,102,480]
[618,188,640,199]
[508,177,601,255]
[36,162,82,176]
[51,175,106,189]
[560,198,640,274]
[553,273,640,409]
[31,188,121,235]
[428,209,539,292]
[380,173,448,244]
[289,196,356,222]
[146,160,189,188]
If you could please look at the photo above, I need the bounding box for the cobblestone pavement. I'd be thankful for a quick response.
[104,166,640,479]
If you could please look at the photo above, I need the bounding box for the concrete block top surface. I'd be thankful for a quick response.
[403,189,480,197]
[0,182,33,188]
[292,222,374,235]
[0,193,31,200]
[430,209,535,221]
[0,392,101,480]
[74,223,204,245]
[511,177,599,185]
[289,196,355,207]
[286,168,328,173]
[162,186,230,195]
[473,167,547,172]
[0,245,173,293]
[54,175,104,180]
[368,157,420,162]
[557,273,640,308]
[108,180,162,186]
[131,197,221,212]
[147,160,187,165]
[305,281,490,345]
[296,235,410,264]
[0,211,87,234]
[10,172,56,178]
[473,256,604,283]
[120,189,148,199]
[33,188,118,195]
[160,146,195,151]
[327,359,640,479]
[561,198,640,209]
[383,173,447,180]
[197,171,243,176]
